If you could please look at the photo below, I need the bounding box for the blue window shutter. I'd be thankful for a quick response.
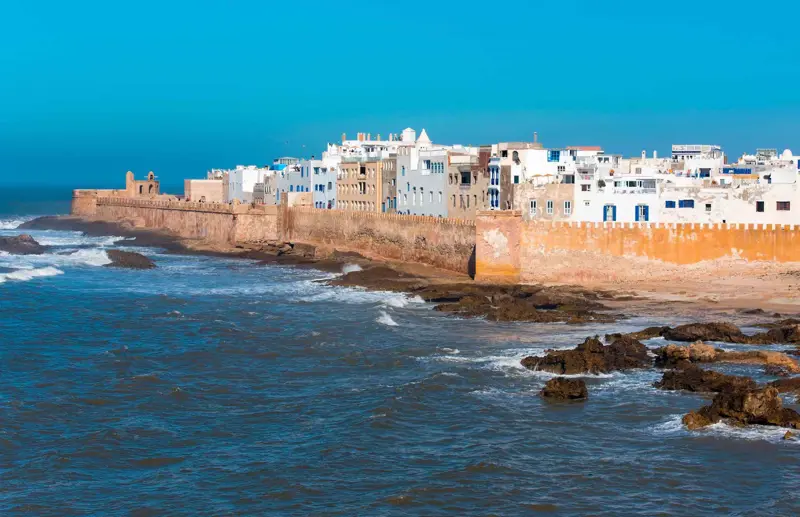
[603,206,608,222]
[644,205,649,221]
[613,205,617,221]
[635,206,640,222]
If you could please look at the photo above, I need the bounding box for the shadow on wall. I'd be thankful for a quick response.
[468,245,476,279]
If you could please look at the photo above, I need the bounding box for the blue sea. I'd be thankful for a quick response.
[1,188,799,515]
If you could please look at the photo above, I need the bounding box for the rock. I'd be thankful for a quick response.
[769,377,800,394]
[684,386,800,430]
[784,431,796,440]
[521,336,650,375]
[683,410,715,430]
[605,326,669,342]
[662,322,751,344]
[104,250,156,269]
[717,351,800,373]
[654,342,719,368]
[764,365,792,377]
[541,378,588,401]
[0,234,46,255]
[655,366,757,393]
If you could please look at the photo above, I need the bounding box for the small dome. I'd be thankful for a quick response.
[782,149,793,160]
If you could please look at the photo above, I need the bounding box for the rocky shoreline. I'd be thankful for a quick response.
[17,215,800,436]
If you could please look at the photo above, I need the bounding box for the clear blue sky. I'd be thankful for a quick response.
[2,0,799,187]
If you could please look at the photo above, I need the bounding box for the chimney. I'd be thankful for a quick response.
[377,133,381,141]
[367,133,371,141]
[641,150,646,159]
[533,132,538,143]
[342,132,346,143]
[653,150,658,159]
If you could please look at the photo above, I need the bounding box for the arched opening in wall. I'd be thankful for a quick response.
[149,184,154,194]
[139,185,143,194]
[148,172,155,181]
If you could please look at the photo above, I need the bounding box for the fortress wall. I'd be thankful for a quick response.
[284,207,476,274]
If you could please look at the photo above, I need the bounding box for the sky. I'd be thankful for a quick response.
[2,0,799,187]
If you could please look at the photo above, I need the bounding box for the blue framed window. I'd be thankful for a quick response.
[547,150,561,162]
[665,200,675,208]
[678,199,694,208]
[289,185,294,192]
[401,166,405,176]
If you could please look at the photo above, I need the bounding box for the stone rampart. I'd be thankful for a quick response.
[477,211,800,283]
[284,207,476,273]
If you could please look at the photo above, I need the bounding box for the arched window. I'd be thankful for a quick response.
[148,184,154,193]
[139,185,143,194]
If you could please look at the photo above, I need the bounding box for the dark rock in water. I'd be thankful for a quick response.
[662,322,751,344]
[764,365,792,377]
[0,234,46,255]
[683,386,800,430]
[541,378,588,401]
[655,365,757,393]
[521,336,650,375]
[105,250,156,269]
[784,431,796,440]
[769,377,800,394]
[605,326,669,342]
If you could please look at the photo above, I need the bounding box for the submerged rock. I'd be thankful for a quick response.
[683,386,800,430]
[0,234,46,255]
[105,250,156,269]
[541,378,588,401]
[521,336,650,375]
[654,366,757,393]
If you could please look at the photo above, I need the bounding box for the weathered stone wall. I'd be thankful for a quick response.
[477,210,800,283]
[284,207,476,273]
[71,190,99,216]
[475,210,522,284]
[95,198,241,243]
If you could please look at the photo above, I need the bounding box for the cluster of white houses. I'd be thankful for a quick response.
[181,129,800,225]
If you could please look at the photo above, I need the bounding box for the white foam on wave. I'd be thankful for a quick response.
[0,248,111,269]
[376,310,399,327]
[0,266,64,284]
[35,233,129,247]
[342,263,362,274]
[0,216,36,230]
[652,414,799,444]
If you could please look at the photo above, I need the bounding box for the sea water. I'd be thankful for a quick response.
[1,189,799,515]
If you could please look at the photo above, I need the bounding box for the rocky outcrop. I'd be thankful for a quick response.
[541,378,588,401]
[654,343,800,373]
[683,386,800,430]
[605,326,669,342]
[769,377,800,394]
[105,250,156,269]
[655,366,757,393]
[521,336,650,375]
[0,234,46,255]
[662,322,753,344]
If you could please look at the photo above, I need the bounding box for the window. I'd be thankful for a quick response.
[429,192,433,203]
[756,201,765,212]
[452,195,456,207]
[581,184,591,192]
[705,203,712,212]
[584,200,590,207]
[438,192,442,203]
[546,200,554,215]
[530,200,537,216]
[391,179,395,187]
[401,166,405,176]
[513,176,520,184]
[501,150,508,158]
[328,182,333,190]
[557,165,566,173]
[777,201,791,211]
[665,200,676,208]
[635,204,649,222]
[603,204,617,222]
[403,194,408,205]
[678,200,694,208]
[547,150,561,162]
[564,201,572,216]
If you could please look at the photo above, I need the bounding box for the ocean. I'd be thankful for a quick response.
[1,188,798,515]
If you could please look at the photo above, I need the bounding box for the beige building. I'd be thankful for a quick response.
[381,156,397,213]
[337,159,383,212]
[514,183,575,221]
[125,171,160,197]
[446,151,489,219]
[184,179,224,203]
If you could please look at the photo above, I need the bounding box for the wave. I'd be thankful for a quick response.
[0,266,64,284]
[34,233,129,247]
[0,215,41,230]
[342,263,362,274]
[651,415,799,444]
[0,249,111,269]
[376,310,399,326]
